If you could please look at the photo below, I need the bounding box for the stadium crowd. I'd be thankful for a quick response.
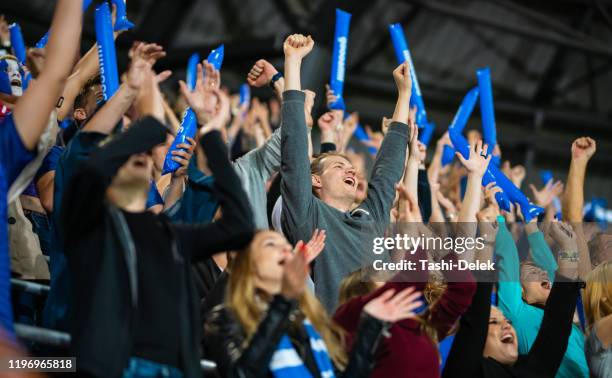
[0,1,610,377]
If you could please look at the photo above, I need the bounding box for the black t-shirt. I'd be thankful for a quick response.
[122,210,181,367]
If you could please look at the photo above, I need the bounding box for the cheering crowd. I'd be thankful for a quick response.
[1,1,611,377]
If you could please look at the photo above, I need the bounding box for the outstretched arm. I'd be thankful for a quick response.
[279,34,317,232]
[361,62,411,223]
[13,0,82,150]
[563,137,595,276]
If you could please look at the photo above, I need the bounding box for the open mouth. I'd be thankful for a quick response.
[132,155,148,168]
[10,79,21,87]
[343,177,356,187]
[500,333,514,344]
[541,281,551,290]
[278,256,287,266]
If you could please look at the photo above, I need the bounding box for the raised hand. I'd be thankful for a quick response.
[0,15,9,45]
[325,84,338,109]
[202,60,221,90]
[247,59,278,87]
[549,220,577,252]
[171,137,196,178]
[393,61,412,97]
[281,242,310,300]
[364,287,423,323]
[571,136,596,162]
[456,140,491,177]
[529,180,564,208]
[129,41,166,66]
[317,111,342,133]
[484,182,503,211]
[304,229,326,263]
[283,34,314,60]
[200,89,230,136]
[178,63,219,125]
[394,183,422,223]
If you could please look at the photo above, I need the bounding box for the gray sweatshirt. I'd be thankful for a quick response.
[280,90,409,313]
[233,126,281,229]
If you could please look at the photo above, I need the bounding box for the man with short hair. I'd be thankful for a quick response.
[280,33,413,312]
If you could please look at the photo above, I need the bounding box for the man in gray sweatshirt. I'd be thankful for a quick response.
[280,34,413,312]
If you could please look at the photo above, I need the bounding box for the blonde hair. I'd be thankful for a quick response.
[227,232,348,368]
[583,261,612,330]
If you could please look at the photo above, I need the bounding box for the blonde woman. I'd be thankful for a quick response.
[583,261,612,377]
[203,229,423,378]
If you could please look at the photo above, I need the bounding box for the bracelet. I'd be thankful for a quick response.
[269,72,283,87]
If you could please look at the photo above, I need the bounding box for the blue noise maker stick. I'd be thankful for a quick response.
[186,53,200,91]
[8,23,26,65]
[239,83,251,107]
[162,108,197,175]
[163,45,225,174]
[111,0,135,31]
[488,162,544,222]
[328,9,351,111]
[95,2,120,100]
[207,45,224,70]
[389,23,427,127]
[419,122,435,147]
[353,124,377,155]
[476,67,497,150]
[449,128,511,212]
[36,0,93,49]
[442,87,479,166]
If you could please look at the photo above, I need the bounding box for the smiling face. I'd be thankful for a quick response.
[520,262,551,305]
[311,154,357,207]
[0,57,23,96]
[250,231,293,294]
[483,306,518,365]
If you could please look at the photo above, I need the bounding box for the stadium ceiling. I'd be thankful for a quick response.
[3,0,612,171]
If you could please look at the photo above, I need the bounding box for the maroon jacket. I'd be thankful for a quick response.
[333,250,476,378]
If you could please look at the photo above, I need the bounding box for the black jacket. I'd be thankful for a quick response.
[442,273,581,378]
[203,294,387,378]
[61,118,254,378]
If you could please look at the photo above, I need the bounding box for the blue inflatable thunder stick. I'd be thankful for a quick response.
[442,87,479,166]
[328,9,351,111]
[162,44,225,175]
[239,83,251,107]
[207,45,224,70]
[186,53,200,91]
[162,108,197,175]
[111,0,135,32]
[419,122,435,147]
[449,128,511,212]
[476,67,497,149]
[95,2,120,100]
[8,23,26,65]
[389,23,427,127]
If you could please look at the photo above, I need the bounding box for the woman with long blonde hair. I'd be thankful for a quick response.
[583,261,612,377]
[203,229,422,378]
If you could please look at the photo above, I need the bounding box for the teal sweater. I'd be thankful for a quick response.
[495,216,589,378]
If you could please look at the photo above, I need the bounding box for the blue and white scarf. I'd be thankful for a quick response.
[269,319,336,378]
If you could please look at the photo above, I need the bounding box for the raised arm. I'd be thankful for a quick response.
[456,140,491,223]
[62,117,167,246]
[494,214,529,319]
[442,281,493,378]
[360,62,411,223]
[13,0,82,150]
[82,43,167,134]
[563,137,595,276]
[524,219,558,281]
[521,241,580,376]
[279,34,316,230]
